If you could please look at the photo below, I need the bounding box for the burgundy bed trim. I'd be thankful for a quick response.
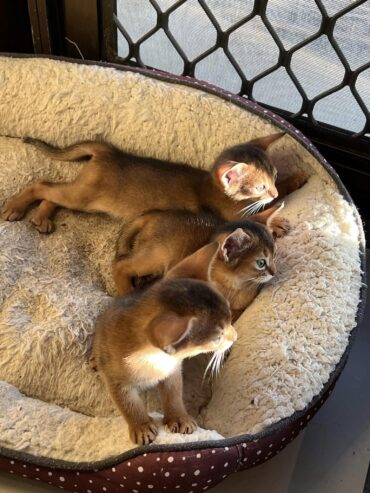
[0,382,337,493]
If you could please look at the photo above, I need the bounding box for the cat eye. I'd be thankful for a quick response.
[255,184,266,193]
[256,259,267,269]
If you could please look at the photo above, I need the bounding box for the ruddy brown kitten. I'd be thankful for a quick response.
[113,209,278,318]
[113,210,223,294]
[1,133,285,233]
[211,221,276,319]
[90,242,236,445]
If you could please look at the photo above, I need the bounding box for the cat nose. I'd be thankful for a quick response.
[269,189,278,199]
[227,325,237,342]
[268,265,276,276]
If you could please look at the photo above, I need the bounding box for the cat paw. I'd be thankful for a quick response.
[88,355,97,372]
[1,202,26,221]
[30,215,55,234]
[164,415,198,434]
[130,420,158,445]
[269,217,291,238]
[133,274,161,290]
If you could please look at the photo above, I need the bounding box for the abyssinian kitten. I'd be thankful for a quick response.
[1,133,286,233]
[113,208,280,318]
[90,241,237,445]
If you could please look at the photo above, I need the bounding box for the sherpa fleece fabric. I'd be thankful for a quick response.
[0,56,363,462]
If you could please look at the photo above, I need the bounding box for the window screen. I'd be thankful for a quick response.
[103,0,370,142]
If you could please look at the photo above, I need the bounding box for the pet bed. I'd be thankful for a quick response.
[0,55,365,493]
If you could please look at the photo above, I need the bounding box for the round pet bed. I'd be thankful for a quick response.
[0,55,365,493]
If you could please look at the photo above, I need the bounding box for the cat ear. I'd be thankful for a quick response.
[219,228,252,263]
[166,242,219,282]
[149,314,195,354]
[248,132,285,151]
[215,161,249,190]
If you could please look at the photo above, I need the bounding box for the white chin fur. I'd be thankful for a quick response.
[223,340,234,351]
[260,274,273,283]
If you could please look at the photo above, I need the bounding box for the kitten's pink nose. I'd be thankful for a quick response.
[227,325,238,342]
[269,189,278,199]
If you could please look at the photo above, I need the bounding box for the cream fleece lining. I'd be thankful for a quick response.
[0,57,362,462]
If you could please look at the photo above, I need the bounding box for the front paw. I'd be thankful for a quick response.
[130,420,158,446]
[269,217,291,238]
[164,414,197,434]
[1,201,26,221]
[88,355,97,372]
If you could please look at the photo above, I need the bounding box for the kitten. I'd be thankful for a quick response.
[211,221,276,319]
[113,209,278,318]
[1,133,285,232]
[113,210,222,294]
[90,242,237,445]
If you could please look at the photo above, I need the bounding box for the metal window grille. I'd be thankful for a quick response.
[102,0,370,152]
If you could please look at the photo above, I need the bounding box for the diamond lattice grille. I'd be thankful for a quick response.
[112,0,370,138]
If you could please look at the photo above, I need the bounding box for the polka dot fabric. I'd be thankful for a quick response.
[0,449,237,493]
[0,56,364,493]
[0,382,336,492]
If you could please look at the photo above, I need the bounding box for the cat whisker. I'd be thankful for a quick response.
[213,351,225,378]
[241,202,258,212]
[248,202,263,214]
[254,202,266,214]
[241,200,266,217]
[204,353,217,381]
[242,207,257,218]
[204,350,227,381]
[240,201,262,216]
[242,276,259,283]
[240,206,254,216]
[226,285,234,300]
[256,277,273,285]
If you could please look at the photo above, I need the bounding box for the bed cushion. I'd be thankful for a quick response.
[0,55,365,492]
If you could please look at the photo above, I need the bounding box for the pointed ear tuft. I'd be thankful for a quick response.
[248,132,285,151]
[149,314,195,353]
[215,161,249,190]
[219,228,252,263]
[166,242,219,282]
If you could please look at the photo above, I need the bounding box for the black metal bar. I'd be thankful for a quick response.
[114,13,135,61]
[101,0,117,61]
[27,0,52,54]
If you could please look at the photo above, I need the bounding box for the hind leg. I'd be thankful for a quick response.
[1,183,37,221]
[113,250,166,296]
[2,179,96,226]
